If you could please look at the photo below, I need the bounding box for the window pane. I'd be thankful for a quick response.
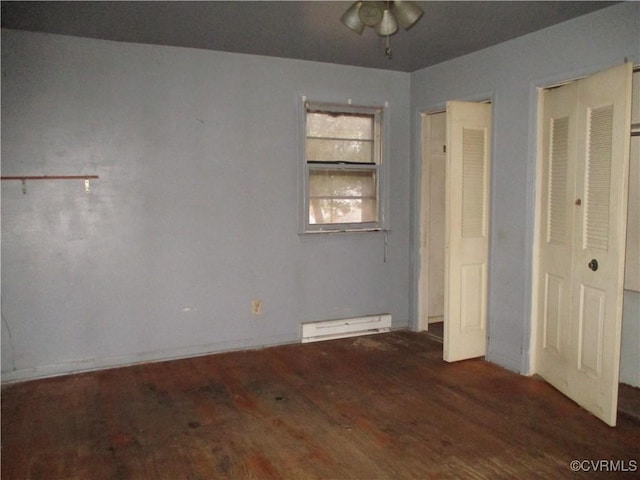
[306,138,373,163]
[309,168,376,196]
[308,169,377,225]
[306,112,373,140]
[309,199,377,225]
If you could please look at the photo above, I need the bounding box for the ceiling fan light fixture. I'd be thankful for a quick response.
[358,1,385,27]
[376,8,399,36]
[340,0,423,58]
[341,1,366,34]
[391,0,424,30]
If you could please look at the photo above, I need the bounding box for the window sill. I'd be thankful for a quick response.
[300,227,386,235]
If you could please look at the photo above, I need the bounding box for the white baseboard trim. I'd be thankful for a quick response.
[0,332,299,385]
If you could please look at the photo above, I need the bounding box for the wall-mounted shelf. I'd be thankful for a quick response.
[1,175,99,193]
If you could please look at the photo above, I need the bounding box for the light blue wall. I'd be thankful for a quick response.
[410,1,640,373]
[2,2,639,382]
[1,30,411,381]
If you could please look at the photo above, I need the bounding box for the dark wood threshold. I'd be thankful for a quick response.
[425,321,443,343]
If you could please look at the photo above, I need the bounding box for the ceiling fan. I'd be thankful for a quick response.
[340,1,424,58]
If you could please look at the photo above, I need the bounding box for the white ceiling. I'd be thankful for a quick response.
[1,1,619,72]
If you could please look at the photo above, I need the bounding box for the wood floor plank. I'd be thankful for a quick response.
[2,331,640,479]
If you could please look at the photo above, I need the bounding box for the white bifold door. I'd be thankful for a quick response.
[444,101,492,362]
[535,63,632,426]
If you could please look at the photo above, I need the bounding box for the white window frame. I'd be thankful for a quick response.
[301,100,387,233]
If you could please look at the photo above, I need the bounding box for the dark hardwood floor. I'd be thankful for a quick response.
[425,321,640,423]
[2,330,640,479]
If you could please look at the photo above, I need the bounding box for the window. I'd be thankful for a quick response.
[303,101,385,232]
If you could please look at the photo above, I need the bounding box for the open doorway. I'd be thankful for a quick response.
[420,111,446,343]
[418,101,492,361]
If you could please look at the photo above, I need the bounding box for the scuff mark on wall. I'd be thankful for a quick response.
[2,300,17,372]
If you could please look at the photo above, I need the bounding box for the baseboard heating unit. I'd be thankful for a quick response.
[301,314,392,343]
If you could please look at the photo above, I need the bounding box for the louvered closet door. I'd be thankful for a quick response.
[567,63,632,426]
[536,82,578,393]
[444,101,491,362]
[535,62,632,426]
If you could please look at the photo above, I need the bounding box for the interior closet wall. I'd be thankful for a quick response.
[427,112,446,322]
[620,71,640,388]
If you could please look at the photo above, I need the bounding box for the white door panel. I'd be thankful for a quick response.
[567,63,632,425]
[535,62,632,426]
[536,82,577,392]
[444,101,491,362]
